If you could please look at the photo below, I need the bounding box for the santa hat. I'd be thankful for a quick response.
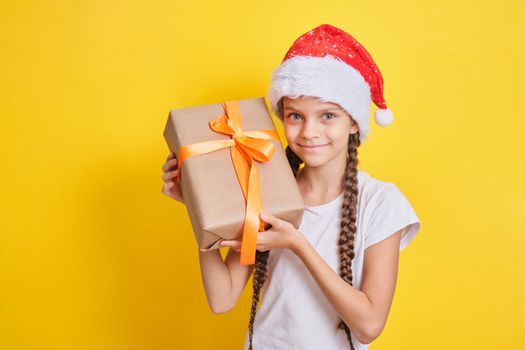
[268,24,394,143]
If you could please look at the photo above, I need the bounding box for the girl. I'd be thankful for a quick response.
[161,24,421,350]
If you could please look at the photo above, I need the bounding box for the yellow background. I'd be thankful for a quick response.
[1,0,524,349]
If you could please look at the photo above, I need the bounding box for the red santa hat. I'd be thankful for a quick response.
[268,24,394,143]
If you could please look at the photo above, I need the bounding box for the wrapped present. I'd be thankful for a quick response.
[163,97,304,265]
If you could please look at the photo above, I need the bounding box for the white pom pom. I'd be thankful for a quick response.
[374,108,394,127]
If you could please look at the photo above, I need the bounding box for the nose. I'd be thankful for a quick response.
[300,118,321,139]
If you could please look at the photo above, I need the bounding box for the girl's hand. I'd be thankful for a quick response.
[161,152,185,204]
[220,212,305,253]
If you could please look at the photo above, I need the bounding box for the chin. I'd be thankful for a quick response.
[292,145,326,161]
[299,155,330,167]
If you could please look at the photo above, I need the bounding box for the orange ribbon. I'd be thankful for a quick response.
[175,100,280,265]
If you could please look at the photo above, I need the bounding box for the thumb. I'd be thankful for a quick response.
[260,211,280,228]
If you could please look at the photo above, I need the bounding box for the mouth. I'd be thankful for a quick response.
[298,144,328,149]
[298,144,328,153]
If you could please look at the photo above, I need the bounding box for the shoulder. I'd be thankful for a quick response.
[357,170,419,231]
[357,170,421,251]
[358,169,402,202]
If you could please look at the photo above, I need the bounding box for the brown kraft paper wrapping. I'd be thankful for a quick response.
[163,97,305,253]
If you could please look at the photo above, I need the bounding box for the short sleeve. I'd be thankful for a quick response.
[364,183,421,251]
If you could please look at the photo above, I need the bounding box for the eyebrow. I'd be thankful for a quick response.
[283,106,342,113]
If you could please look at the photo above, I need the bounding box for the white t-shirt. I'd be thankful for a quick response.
[242,169,421,350]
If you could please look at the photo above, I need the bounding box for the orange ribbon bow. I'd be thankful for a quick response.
[176,100,280,265]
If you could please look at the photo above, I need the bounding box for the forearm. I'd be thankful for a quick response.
[292,236,375,344]
[198,249,233,312]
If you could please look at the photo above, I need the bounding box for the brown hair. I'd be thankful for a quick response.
[247,130,361,350]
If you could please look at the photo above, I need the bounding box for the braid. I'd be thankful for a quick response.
[337,131,361,350]
[247,144,303,350]
[247,250,269,350]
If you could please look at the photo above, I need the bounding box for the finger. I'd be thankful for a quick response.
[256,232,265,242]
[162,170,178,181]
[220,240,242,251]
[220,239,241,246]
[162,158,178,172]
[166,152,176,161]
[162,169,179,181]
[256,246,269,252]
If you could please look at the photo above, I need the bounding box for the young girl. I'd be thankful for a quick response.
[161,24,421,350]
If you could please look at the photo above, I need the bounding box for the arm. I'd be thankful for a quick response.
[198,247,254,314]
[219,211,401,342]
[292,229,402,344]
[161,152,254,314]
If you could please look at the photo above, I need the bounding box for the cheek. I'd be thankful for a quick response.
[326,126,348,141]
[284,127,303,156]
[284,125,300,142]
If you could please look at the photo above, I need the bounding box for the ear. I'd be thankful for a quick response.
[349,118,359,134]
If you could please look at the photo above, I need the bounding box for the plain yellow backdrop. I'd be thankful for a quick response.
[1,0,524,349]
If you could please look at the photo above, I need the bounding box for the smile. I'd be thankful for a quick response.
[298,144,328,150]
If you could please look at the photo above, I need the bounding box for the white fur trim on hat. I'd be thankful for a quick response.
[268,54,372,143]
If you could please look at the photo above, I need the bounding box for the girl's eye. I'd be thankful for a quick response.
[286,112,337,121]
[287,113,302,121]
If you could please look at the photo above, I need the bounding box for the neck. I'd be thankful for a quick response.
[297,156,347,197]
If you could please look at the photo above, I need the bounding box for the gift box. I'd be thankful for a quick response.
[163,97,305,265]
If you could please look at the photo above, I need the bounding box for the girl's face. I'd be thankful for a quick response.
[282,96,359,168]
